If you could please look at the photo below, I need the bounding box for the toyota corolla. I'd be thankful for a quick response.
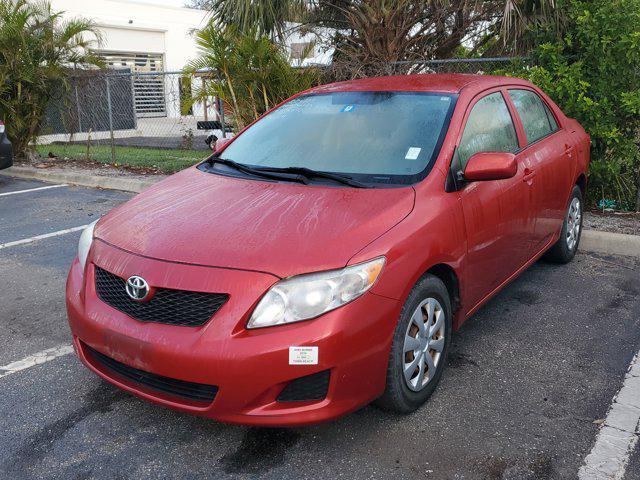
[66,74,589,426]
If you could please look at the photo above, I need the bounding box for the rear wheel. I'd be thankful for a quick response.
[545,185,583,263]
[375,274,452,413]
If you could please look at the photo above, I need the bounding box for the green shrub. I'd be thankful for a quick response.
[0,0,101,157]
[498,0,640,210]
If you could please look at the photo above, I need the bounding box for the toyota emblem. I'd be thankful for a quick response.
[125,275,150,301]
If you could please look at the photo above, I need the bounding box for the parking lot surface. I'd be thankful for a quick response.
[1,175,639,480]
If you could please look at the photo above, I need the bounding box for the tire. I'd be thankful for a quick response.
[375,274,452,413]
[545,185,583,264]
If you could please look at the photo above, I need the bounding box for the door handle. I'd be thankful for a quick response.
[564,143,575,158]
[523,168,536,182]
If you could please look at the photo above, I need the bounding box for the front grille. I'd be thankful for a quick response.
[83,343,218,403]
[277,370,331,402]
[94,267,228,327]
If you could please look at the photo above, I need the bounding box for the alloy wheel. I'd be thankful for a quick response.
[566,197,582,251]
[403,298,445,392]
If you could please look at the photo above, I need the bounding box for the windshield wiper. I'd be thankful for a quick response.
[206,157,310,184]
[253,166,367,188]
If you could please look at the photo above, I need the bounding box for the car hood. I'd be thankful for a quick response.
[94,168,415,278]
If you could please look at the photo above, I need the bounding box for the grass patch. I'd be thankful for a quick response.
[36,144,208,174]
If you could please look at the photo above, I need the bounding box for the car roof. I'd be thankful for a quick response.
[306,73,531,95]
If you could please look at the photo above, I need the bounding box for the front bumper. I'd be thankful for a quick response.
[66,240,400,426]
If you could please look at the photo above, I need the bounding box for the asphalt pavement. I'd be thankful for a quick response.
[1,175,639,480]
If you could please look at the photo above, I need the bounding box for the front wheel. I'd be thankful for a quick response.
[545,185,583,263]
[375,274,452,413]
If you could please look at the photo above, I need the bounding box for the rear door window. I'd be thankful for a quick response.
[508,89,558,145]
[457,92,519,170]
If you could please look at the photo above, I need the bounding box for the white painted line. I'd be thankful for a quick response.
[579,352,640,479]
[0,224,89,250]
[0,345,74,379]
[0,183,67,197]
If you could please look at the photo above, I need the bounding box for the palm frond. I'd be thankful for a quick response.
[0,0,102,155]
[184,24,320,128]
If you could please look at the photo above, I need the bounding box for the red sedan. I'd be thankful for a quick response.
[66,74,589,426]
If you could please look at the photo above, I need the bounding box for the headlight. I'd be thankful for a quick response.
[78,220,98,272]
[247,257,385,329]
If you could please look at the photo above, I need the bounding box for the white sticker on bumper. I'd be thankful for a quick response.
[289,346,319,365]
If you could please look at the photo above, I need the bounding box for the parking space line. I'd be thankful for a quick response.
[0,345,74,380]
[0,224,89,250]
[579,351,640,479]
[0,183,67,197]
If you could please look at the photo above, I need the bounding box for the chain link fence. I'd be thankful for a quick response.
[38,70,229,161]
[392,56,526,75]
[37,57,524,167]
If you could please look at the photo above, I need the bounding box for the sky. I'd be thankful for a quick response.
[133,0,190,7]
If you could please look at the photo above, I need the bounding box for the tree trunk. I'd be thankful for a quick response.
[248,89,259,120]
[262,84,269,111]
[636,174,640,212]
[223,67,243,130]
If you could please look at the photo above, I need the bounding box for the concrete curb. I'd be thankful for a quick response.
[580,230,640,258]
[0,166,164,193]
[2,165,639,258]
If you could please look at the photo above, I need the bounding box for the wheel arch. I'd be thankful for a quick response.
[423,263,461,324]
[576,173,587,197]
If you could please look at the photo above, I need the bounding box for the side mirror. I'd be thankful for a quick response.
[464,152,517,182]
[204,134,218,148]
[214,137,231,152]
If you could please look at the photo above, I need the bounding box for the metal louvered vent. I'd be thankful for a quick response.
[94,267,228,327]
[100,51,167,117]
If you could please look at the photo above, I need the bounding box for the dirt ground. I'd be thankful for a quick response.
[584,210,640,236]
[14,158,168,184]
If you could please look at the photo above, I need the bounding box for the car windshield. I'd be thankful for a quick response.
[217,91,457,186]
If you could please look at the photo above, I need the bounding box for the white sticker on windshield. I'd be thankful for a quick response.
[289,346,318,365]
[405,147,422,160]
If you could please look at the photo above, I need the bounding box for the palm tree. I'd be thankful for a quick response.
[493,0,565,55]
[188,24,244,126]
[193,0,563,65]
[185,26,319,129]
[0,0,102,156]
[192,0,309,41]
[305,0,563,78]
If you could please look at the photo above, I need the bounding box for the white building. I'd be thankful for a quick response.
[50,0,208,72]
[47,0,209,122]
[39,2,333,146]
[283,22,335,67]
